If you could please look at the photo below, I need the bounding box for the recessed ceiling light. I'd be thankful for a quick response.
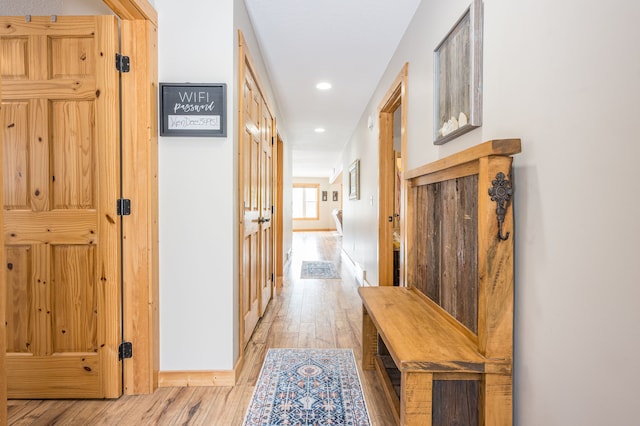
[314,128,326,133]
[316,82,332,90]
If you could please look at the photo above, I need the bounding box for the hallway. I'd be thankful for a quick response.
[7,232,395,425]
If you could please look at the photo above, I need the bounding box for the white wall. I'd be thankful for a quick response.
[0,0,117,16]
[155,0,236,370]
[292,178,341,231]
[158,0,285,370]
[343,0,640,424]
[483,1,640,423]
[62,0,112,14]
[282,142,294,264]
[0,0,62,15]
[340,126,381,285]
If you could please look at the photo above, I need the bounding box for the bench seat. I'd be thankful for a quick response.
[359,286,511,425]
[360,286,484,371]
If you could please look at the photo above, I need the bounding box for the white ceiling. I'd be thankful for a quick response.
[244,0,421,178]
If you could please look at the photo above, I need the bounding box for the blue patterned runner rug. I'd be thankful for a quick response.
[300,261,341,279]
[243,348,371,425]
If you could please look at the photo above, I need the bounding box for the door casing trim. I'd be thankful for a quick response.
[378,63,409,287]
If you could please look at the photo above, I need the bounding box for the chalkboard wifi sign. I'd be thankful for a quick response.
[159,83,226,137]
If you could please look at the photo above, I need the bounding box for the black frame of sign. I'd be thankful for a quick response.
[159,83,227,137]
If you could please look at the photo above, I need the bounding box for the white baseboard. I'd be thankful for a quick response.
[341,249,368,286]
[158,370,235,387]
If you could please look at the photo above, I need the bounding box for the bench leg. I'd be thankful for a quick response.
[362,306,377,370]
[481,373,512,426]
[401,371,433,426]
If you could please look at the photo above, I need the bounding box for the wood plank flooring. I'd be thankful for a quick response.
[7,231,396,425]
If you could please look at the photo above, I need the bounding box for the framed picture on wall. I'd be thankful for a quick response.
[333,191,339,202]
[322,191,328,201]
[348,159,360,200]
[159,83,227,137]
[433,0,483,145]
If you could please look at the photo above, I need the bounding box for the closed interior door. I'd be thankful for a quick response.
[1,15,122,398]
[240,53,276,347]
[241,70,261,346]
[259,99,273,314]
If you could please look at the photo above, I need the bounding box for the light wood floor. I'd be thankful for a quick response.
[8,231,396,425]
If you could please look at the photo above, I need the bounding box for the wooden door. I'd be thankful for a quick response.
[1,16,122,398]
[378,64,408,287]
[239,32,276,348]
[0,52,6,426]
[241,70,261,345]
[259,100,273,314]
[275,133,284,288]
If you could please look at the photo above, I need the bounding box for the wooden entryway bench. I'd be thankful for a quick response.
[360,140,521,425]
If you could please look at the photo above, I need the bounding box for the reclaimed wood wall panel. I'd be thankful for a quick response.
[456,176,478,332]
[425,182,441,302]
[413,175,478,333]
[477,156,514,360]
[432,380,479,426]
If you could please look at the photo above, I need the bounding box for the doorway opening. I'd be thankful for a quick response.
[378,64,408,286]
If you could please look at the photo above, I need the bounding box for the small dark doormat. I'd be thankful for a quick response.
[300,261,340,279]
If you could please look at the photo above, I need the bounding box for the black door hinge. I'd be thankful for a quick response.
[271,205,274,214]
[116,53,130,72]
[117,199,131,216]
[119,342,133,360]
[271,136,274,145]
[271,273,274,282]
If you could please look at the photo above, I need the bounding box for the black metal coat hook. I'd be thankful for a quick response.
[488,172,513,241]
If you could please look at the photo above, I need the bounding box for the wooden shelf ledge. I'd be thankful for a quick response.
[404,139,521,180]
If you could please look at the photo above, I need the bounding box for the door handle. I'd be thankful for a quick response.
[257,217,271,224]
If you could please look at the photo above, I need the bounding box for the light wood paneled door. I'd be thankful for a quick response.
[239,32,276,348]
[1,16,122,398]
[241,69,262,345]
[0,50,6,426]
[259,99,274,315]
[275,133,284,288]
